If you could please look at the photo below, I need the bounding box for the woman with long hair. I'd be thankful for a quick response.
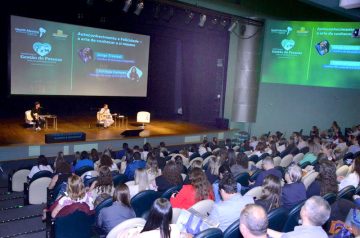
[307,160,338,198]
[48,161,72,190]
[128,168,155,198]
[146,154,161,183]
[96,154,118,172]
[170,168,214,209]
[205,156,220,184]
[338,156,360,190]
[255,174,282,212]
[155,161,183,192]
[89,166,114,200]
[97,184,135,234]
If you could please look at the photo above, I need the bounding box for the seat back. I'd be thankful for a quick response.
[106,218,146,238]
[274,166,285,178]
[292,153,304,164]
[161,185,183,200]
[299,147,309,154]
[236,172,250,187]
[244,186,262,200]
[282,201,305,232]
[249,169,262,182]
[322,193,337,205]
[336,165,349,177]
[29,170,53,184]
[12,169,30,192]
[267,207,288,231]
[280,154,293,168]
[248,155,259,163]
[337,185,356,201]
[255,160,263,169]
[273,156,281,167]
[259,153,269,161]
[131,190,161,217]
[25,110,34,123]
[113,174,128,186]
[190,157,203,168]
[75,166,94,176]
[172,208,182,224]
[55,210,95,238]
[201,151,213,159]
[300,161,311,169]
[190,152,200,161]
[29,177,52,204]
[301,171,319,190]
[194,228,223,238]
[189,199,214,217]
[95,197,113,216]
[223,218,242,238]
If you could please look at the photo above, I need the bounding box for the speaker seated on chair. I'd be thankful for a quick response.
[120,129,144,137]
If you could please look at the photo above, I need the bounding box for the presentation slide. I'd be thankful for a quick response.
[11,15,150,96]
[261,20,360,89]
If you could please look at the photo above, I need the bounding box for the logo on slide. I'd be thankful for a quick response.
[33,42,52,56]
[39,27,46,37]
[281,39,295,51]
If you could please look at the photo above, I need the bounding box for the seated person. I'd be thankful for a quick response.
[48,161,72,190]
[240,204,269,238]
[73,151,94,172]
[124,152,146,181]
[146,155,161,184]
[230,152,250,178]
[255,174,282,212]
[170,168,214,209]
[98,104,114,128]
[31,101,45,131]
[205,156,220,184]
[96,184,136,235]
[155,161,183,193]
[127,168,156,198]
[282,164,306,210]
[208,174,254,231]
[250,156,282,188]
[89,166,114,201]
[28,155,53,180]
[213,164,242,203]
[338,156,360,191]
[95,154,118,172]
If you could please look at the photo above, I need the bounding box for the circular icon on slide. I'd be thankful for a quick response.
[78,47,93,63]
[127,66,143,82]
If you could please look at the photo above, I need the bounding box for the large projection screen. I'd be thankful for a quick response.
[11,15,150,96]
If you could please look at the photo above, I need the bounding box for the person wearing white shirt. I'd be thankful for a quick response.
[338,157,360,191]
[28,155,53,179]
[98,104,114,128]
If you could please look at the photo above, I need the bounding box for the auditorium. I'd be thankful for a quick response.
[1,0,360,237]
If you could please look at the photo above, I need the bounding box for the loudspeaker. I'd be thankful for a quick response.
[45,132,86,144]
[120,129,144,137]
[215,118,229,130]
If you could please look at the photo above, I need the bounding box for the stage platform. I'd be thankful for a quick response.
[0,116,238,161]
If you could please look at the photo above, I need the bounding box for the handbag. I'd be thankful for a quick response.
[329,220,354,238]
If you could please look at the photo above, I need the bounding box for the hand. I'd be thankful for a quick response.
[249,180,255,185]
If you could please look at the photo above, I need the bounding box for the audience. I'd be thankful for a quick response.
[255,174,282,212]
[89,166,114,201]
[338,156,360,191]
[251,156,282,188]
[239,204,268,238]
[282,164,306,210]
[268,196,330,238]
[155,161,183,192]
[208,174,254,231]
[96,184,135,235]
[28,155,53,179]
[124,152,146,181]
[170,168,214,209]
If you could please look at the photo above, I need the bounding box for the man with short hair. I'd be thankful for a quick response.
[124,152,146,180]
[207,175,254,231]
[251,156,282,187]
[239,204,268,238]
[267,196,330,238]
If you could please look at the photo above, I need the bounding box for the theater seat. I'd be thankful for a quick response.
[337,185,356,201]
[131,190,161,217]
[267,207,288,231]
[301,171,319,190]
[189,199,214,217]
[194,228,223,238]
[54,210,95,238]
[322,193,337,205]
[282,201,305,232]
[244,186,262,200]
[11,169,30,192]
[29,177,52,204]
[223,218,243,238]
[280,154,293,168]
[236,172,250,187]
[106,218,146,238]
[161,185,183,200]
[113,174,127,186]
[74,166,94,176]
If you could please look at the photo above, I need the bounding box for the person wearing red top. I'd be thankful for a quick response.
[170,168,214,209]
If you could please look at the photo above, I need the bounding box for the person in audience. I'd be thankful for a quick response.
[320,142,335,161]
[124,152,146,181]
[208,174,254,231]
[242,140,253,153]
[89,166,114,201]
[255,174,282,212]
[174,155,188,174]
[73,151,94,172]
[230,152,250,177]
[155,161,183,192]
[310,126,320,138]
[210,137,219,150]
[213,164,242,203]
[152,148,166,171]
[334,135,348,159]
[250,157,282,188]
[90,148,100,163]
[96,184,136,235]
[307,160,338,198]
[250,136,259,150]
[282,164,306,210]
[239,204,268,238]
[142,143,152,160]
[183,159,203,184]
[329,121,341,138]
[159,141,168,155]
[225,138,233,149]
[96,154,118,172]
[128,168,155,198]
[338,156,360,191]
[146,154,161,184]
[297,135,308,151]
[269,141,280,157]
[276,138,287,153]
[347,135,360,155]
[120,198,180,238]
[28,155,53,179]
[48,161,72,190]
[267,196,330,238]
[53,151,65,171]
[51,174,94,218]
[198,139,211,156]
[281,136,297,156]
[179,148,190,167]
[205,156,220,184]
[250,142,266,157]
[170,168,214,209]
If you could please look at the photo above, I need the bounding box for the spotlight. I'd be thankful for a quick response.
[185,10,194,24]
[123,0,132,13]
[228,20,238,32]
[198,14,207,27]
[134,1,144,16]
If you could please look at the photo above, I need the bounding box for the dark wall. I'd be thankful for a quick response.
[0,0,229,126]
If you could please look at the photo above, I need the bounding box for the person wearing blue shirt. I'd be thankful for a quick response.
[282,164,306,210]
[116,143,129,160]
[73,151,94,172]
[124,152,146,180]
[250,157,282,188]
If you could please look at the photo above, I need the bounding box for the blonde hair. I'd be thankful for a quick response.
[135,168,149,192]
[67,175,86,201]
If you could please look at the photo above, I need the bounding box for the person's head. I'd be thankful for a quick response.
[260,175,281,211]
[103,104,108,109]
[218,164,232,179]
[113,184,131,207]
[96,166,113,191]
[262,156,274,170]
[190,159,202,170]
[269,141,279,155]
[239,204,268,238]
[147,155,159,174]
[218,173,237,201]
[103,148,112,158]
[74,151,81,160]
[318,160,338,195]
[143,142,151,152]
[180,148,189,158]
[250,136,257,142]
[90,148,99,162]
[255,142,266,152]
[338,135,345,143]
[159,142,166,148]
[131,66,137,73]
[141,198,172,238]
[56,161,71,174]
[133,145,140,152]
[174,155,184,167]
[332,121,339,129]
[135,168,149,191]
[37,155,48,167]
[34,101,40,109]
[54,154,65,170]
[80,151,89,160]
[300,196,331,226]
[99,154,113,168]
[162,161,182,185]
[285,164,302,183]
[189,168,211,202]
[133,151,141,161]
[67,175,86,201]
[352,156,360,176]
[235,152,249,169]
